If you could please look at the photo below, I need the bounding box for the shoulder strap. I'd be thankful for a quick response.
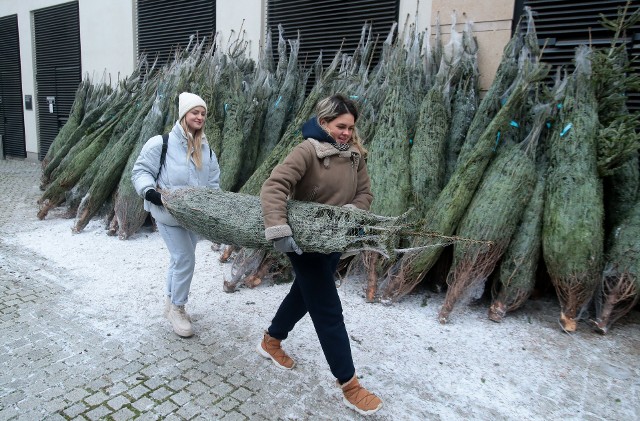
[157,134,169,180]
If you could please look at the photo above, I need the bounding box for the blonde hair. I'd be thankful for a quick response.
[315,94,368,158]
[180,118,204,169]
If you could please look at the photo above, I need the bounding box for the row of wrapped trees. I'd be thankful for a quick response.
[38,6,640,333]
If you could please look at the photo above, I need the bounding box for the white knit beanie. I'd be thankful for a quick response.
[178,92,207,121]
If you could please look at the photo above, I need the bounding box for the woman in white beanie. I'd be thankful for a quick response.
[131,92,220,337]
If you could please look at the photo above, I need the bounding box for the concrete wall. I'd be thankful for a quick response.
[78,0,136,83]
[432,0,515,92]
[399,0,433,37]
[0,0,135,160]
[216,0,264,60]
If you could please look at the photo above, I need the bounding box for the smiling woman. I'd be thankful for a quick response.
[257,94,383,416]
[184,106,206,132]
[131,91,221,339]
[321,113,355,145]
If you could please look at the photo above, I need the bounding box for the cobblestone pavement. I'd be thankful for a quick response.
[0,159,382,421]
[0,161,258,420]
[1,158,639,421]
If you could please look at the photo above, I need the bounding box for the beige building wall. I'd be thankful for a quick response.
[432,0,516,92]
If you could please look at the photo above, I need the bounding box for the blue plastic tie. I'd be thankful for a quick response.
[557,103,563,109]
[274,95,282,109]
[493,131,501,151]
[510,121,519,128]
[224,103,229,112]
[409,138,413,146]
[350,95,359,100]
[546,121,552,129]
[560,123,572,138]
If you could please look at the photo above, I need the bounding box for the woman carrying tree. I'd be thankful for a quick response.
[131,92,220,338]
[258,94,382,415]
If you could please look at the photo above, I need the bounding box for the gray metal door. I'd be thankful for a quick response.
[33,1,81,161]
[267,0,400,90]
[0,14,26,159]
[515,0,640,113]
[136,0,216,68]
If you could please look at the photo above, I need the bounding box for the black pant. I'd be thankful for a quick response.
[268,251,355,383]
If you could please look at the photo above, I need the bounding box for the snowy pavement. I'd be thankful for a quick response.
[1,157,639,420]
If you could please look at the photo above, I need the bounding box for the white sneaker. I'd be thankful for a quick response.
[167,304,194,337]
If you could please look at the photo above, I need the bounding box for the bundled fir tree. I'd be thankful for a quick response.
[111,48,198,239]
[542,46,604,332]
[593,199,640,333]
[368,82,411,217]
[163,188,406,256]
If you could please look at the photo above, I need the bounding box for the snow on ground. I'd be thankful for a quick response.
[9,213,640,420]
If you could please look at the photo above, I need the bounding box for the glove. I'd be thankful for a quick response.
[273,236,303,255]
[145,189,163,206]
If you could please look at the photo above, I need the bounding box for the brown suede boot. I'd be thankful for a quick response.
[256,331,295,370]
[339,375,383,415]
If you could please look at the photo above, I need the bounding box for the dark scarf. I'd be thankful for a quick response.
[301,117,351,151]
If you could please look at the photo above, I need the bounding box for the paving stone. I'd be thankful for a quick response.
[110,407,136,421]
[85,404,112,421]
[175,401,204,419]
[84,391,109,406]
[0,390,25,406]
[131,396,155,412]
[230,387,253,402]
[209,382,234,399]
[226,372,249,388]
[166,377,190,391]
[106,395,131,411]
[200,373,224,387]
[105,382,129,396]
[183,367,206,382]
[185,380,211,396]
[142,376,166,391]
[149,386,173,401]
[237,400,270,420]
[154,400,179,416]
[169,390,193,406]
[220,411,247,421]
[198,405,226,419]
[41,397,68,414]
[62,402,88,418]
[127,384,151,400]
[162,413,183,421]
[42,413,66,421]
[134,411,160,421]
[216,396,240,412]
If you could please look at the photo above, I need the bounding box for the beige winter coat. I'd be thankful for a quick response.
[260,138,373,240]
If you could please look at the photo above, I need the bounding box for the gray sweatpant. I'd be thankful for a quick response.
[157,222,199,306]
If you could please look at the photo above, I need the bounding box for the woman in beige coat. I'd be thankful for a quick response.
[257,94,382,416]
